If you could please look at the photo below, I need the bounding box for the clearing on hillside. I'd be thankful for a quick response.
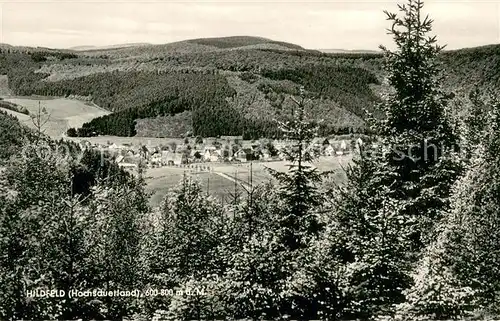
[1,97,110,138]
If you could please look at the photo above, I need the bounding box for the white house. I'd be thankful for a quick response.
[161,151,173,165]
[173,153,187,165]
[234,149,248,162]
[260,149,271,160]
[204,150,221,162]
[324,145,335,156]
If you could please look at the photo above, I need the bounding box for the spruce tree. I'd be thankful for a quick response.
[378,0,462,251]
[397,94,500,319]
[318,1,462,318]
[267,91,324,251]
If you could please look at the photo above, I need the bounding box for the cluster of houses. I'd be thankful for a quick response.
[75,136,362,169]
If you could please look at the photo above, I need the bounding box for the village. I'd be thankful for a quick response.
[75,135,364,170]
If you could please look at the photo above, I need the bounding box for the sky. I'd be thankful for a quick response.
[0,0,499,50]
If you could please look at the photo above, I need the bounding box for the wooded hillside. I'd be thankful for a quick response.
[2,36,500,138]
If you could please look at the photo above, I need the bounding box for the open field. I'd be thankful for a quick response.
[144,155,352,208]
[145,167,248,207]
[0,96,110,138]
[0,107,33,126]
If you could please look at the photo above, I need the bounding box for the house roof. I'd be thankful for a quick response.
[235,148,253,156]
[207,150,221,157]
[190,149,203,156]
[234,149,246,156]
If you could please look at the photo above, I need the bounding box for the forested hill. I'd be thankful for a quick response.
[1,37,500,138]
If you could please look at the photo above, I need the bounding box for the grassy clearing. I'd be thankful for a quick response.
[144,155,352,208]
[145,168,248,208]
[0,96,110,138]
[0,107,33,127]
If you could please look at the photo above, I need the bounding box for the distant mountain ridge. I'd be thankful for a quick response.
[1,36,305,53]
[69,43,151,51]
[4,36,377,54]
[318,49,381,54]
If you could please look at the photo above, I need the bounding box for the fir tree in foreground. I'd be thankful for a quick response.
[267,91,325,251]
[396,93,500,320]
[377,0,462,250]
[319,0,463,318]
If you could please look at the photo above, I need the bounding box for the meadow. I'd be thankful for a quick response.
[144,155,352,207]
[0,96,110,138]
[145,167,248,207]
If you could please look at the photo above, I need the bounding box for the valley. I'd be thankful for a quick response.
[3,0,500,318]
[3,36,500,208]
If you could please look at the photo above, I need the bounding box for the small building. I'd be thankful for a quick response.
[260,149,271,160]
[150,152,162,165]
[176,144,188,152]
[161,151,174,165]
[173,153,187,165]
[324,145,335,157]
[234,149,248,162]
[204,150,222,162]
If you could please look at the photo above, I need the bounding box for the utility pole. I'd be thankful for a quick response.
[207,174,210,196]
[234,169,239,206]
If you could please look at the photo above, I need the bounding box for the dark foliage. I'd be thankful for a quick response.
[261,64,381,116]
